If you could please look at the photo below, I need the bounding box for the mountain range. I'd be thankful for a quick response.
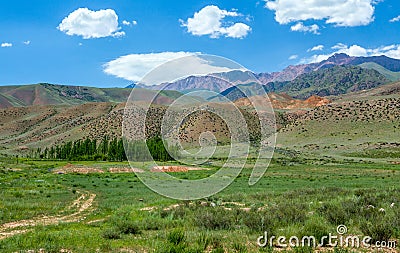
[128,53,400,93]
[0,51,399,155]
[0,83,182,108]
[0,53,399,110]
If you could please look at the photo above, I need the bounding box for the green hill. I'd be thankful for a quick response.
[0,83,182,108]
[277,97,400,161]
[358,62,400,81]
[264,65,390,99]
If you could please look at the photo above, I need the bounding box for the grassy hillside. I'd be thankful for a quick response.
[358,62,400,81]
[330,81,400,102]
[0,83,182,108]
[264,65,390,99]
[278,97,400,161]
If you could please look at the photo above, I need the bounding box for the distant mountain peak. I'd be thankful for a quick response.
[328,53,351,60]
[322,53,354,66]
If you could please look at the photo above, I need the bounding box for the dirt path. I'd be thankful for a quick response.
[0,190,96,240]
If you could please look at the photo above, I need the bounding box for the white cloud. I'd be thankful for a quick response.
[302,43,400,63]
[180,5,251,39]
[1,42,12,48]
[265,0,376,27]
[288,54,298,60]
[290,22,319,34]
[332,43,347,50]
[346,45,368,56]
[308,45,324,51]
[103,52,244,85]
[23,40,30,45]
[220,23,251,38]
[390,16,400,22]
[58,8,124,39]
[122,20,137,26]
[103,52,197,83]
[112,31,125,38]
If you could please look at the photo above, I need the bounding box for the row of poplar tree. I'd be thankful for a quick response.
[34,136,175,162]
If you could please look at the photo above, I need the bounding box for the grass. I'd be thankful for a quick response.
[0,155,399,252]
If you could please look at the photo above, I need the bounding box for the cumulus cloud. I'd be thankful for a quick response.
[309,45,324,51]
[288,54,298,60]
[390,16,400,22]
[23,40,30,45]
[180,5,251,38]
[265,0,376,28]
[58,8,125,39]
[302,43,400,63]
[290,22,319,34]
[103,52,196,83]
[1,42,12,48]
[103,52,244,85]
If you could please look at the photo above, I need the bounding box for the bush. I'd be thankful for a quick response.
[361,218,393,243]
[108,210,141,235]
[318,202,348,225]
[157,244,187,253]
[232,242,247,253]
[270,202,308,225]
[102,228,121,239]
[301,217,330,246]
[196,232,211,251]
[168,229,186,245]
[116,220,141,235]
[211,247,225,253]
[240,210,275,234]
[194,207,234,230]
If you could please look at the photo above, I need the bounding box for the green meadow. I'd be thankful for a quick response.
[0,155,399,252]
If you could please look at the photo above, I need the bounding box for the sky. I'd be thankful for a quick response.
[1,0,400,87]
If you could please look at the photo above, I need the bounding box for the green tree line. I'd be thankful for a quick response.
[34,136,176,162]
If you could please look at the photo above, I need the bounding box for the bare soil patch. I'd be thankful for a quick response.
[108,167,143,173]
[151,165,210,172]
[53,163,104,174]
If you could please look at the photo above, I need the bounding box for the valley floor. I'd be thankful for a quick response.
[0,157,399,253]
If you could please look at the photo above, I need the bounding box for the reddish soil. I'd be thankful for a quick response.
[53,163,104,174]
[150,166,209,172]
[108,167,144,173]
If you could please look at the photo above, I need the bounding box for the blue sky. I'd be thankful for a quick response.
[1,0,400,87]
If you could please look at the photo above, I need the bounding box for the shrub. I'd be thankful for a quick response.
[101,228,121,240]
[196,232,211,251]
[301,217,330,246]
[194,207,234,230]
[109,210,141,235]
[157,244,187,253]
[168,229,186,245]
[160,205,189,220]
[240,210,275,234]
[211,247,225,253]
[361,218,393,243]
[318,202,348,225]
[270,202,308,225]
[232,242,247,253]
[116,220,141,235]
